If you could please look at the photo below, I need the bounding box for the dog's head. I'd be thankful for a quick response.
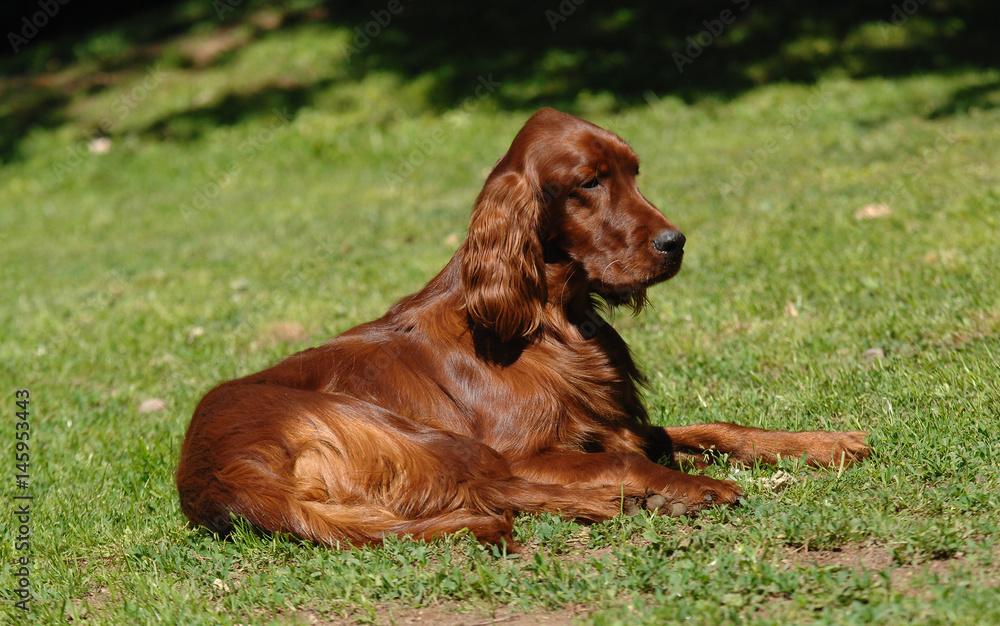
[462,108,684,341]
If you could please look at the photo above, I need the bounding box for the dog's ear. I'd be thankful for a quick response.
[461,169,546,342]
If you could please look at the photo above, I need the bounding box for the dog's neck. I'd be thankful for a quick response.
[542,260,591,312]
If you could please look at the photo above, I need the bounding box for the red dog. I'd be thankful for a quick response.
[177,109,869,548]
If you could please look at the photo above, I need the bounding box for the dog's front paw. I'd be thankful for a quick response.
[652,474,743,516]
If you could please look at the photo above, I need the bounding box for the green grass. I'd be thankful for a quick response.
[2,8,1000,624]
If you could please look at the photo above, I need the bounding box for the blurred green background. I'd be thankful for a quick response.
[3,0,998,164]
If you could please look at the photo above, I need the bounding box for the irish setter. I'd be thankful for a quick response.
[177,108,869,549]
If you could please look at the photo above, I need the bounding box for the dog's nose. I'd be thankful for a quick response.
[652,230,685,258]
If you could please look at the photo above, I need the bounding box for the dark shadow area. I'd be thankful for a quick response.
[1,1,204,163]
[928,80,1000,118]
[146,80,328,142]
[1,0,997,163]
[0,85,70,163]
[329,0,997,107]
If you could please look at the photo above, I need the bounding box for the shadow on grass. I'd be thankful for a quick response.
[928,79,1000,119]
[1,0,998,162]
[146,81,328,142]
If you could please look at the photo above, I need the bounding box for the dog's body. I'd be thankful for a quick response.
[177,109,868,548]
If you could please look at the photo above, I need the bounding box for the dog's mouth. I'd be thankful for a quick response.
[660,251,684,279]
[608,252,682,286]
[590,253,682,308]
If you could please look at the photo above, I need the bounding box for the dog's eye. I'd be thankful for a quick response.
[580,178,600,189]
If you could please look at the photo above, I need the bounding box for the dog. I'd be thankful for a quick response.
[177,108,869,549]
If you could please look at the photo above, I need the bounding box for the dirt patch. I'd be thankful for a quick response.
[753,542,1000,621]
[254,320,311,347]
[72,585,113,621]
[292,540,1000,624]
[779,542,893,570]
[309,604,590,625]
[779,541,1000,597]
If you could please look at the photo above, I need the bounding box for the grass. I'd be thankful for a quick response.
[2,5,1000,623]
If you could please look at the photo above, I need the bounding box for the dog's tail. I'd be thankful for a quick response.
[176,383,525,547]
[179,458,640,550]
[177,383,642,549]
[179,471,516,548]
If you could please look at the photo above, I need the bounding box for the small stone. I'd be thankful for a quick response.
[88,136,112,154]
[863,347,885,362]
[138,398,166,414]
[854,204,892,220]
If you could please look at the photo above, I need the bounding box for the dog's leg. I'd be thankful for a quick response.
[662,422,870,468]
[509,451,743,515]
